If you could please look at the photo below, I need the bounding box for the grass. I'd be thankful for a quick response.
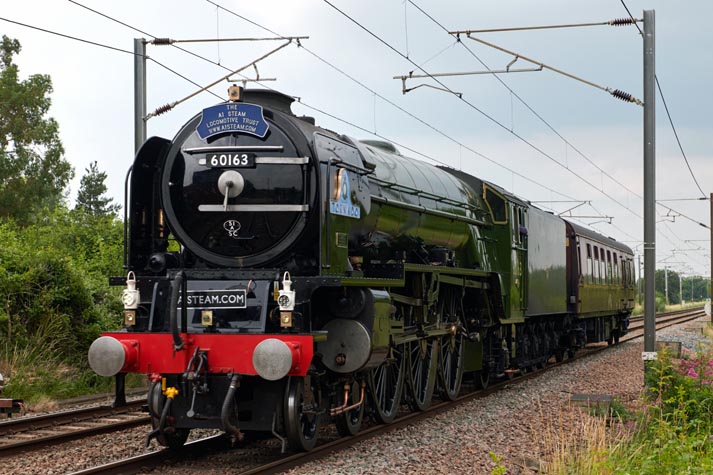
[538,402,624,475]
[539,346,713,474]
[633,299,707,317]
[0,318,119,404]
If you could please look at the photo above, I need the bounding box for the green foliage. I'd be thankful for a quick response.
[0,36,73,224]
[587,397,632,421]
[654,291,666,313]
[0,39,126,401]
[75,161,120,216]
[0,208,125,399]
[601,348,713,474]
[1,317,115,401]
[489,451,507,475]
[681,275,710,302]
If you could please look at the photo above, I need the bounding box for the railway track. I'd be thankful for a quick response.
[65,306,708,475]
[627,306,704,332]
[0,400,148,456]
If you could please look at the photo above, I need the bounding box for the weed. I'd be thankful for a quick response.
[489,451,507,475]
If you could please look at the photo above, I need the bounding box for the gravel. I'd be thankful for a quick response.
[2,315,710,475]
[281,315,712,475]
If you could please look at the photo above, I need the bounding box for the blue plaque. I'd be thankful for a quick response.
[329,169,361,219]
[196,103,269,140]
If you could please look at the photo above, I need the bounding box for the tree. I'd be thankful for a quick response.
[654,268,681,305]
[75,161,119,216]
[0,36,73,224]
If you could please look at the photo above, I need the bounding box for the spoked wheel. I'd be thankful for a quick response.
[528,328,542,372]
[368,344,405,424]
[436,287,465,401]
[405,338,438,411]
[335,379,365,436]
[148,382,190,450]
[285,376,319,452]
[474,368,490,389]
[438,330,464,401]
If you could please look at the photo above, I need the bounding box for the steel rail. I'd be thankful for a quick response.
[66,435,228,475]
[60,307,707,475]
[0,401,148,456]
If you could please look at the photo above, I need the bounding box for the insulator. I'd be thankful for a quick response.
[609,18,636,26]
[152,38,173,45]
[152,103,173,116]
[610,89,634,103]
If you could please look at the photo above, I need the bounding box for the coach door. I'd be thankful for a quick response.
[511,204,528,311]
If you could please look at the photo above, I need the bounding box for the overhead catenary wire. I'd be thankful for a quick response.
[407,0,646,203]
[0,15,225,104]
[16,2,708,272]
[408,1,711,252]
[452,18,641,34]
[145,40,293,119]
[457,34,643,106]
[150,36,309,44]
[61,0,575,201]
[322,0,643,220]
[618,0,707,198]
[202,0,581,201]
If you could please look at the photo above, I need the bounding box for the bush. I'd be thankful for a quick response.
[613,347,713,473]
[0,207,124,400]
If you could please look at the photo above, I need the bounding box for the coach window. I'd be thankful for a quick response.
[629,260,634,287]
[613,253,619,284]
[586,243,593,284]
[606,250,612,285]
[483,185,507,225]
[598,247,604,284]
[593,246,599,283]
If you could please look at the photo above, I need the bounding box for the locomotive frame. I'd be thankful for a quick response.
[88,88,634,451]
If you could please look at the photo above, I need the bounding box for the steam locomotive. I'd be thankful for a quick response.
[88,87,635,450]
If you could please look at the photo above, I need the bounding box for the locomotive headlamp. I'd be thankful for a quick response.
[228,84,243,102]
[122,272,140,310]
[278,272,295,328]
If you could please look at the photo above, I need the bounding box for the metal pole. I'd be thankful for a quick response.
[643,10,656,368]
[679,272,682,306]
[710,192,713,321]
[134,38,147,152]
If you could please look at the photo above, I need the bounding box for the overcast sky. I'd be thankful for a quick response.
[3,0,712,279]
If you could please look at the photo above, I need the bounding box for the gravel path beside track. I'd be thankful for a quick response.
[284,315,712,475]
[1,316,710,475]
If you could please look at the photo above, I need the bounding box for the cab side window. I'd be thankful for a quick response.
[483,186,507,224]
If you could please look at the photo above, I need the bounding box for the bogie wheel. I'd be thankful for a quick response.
[405,338,438,411]
[151,422,190,450]
[367,344,405,424]
[438,331,464,401]
[335,379,365,436]
[474,369,490,389]
[613,330,620,344]
[285,376,320,452]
